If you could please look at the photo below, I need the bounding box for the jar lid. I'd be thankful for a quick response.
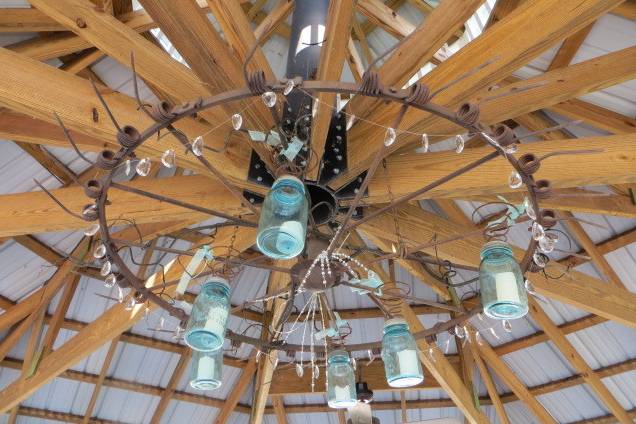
[383,317,408,328]
[480,240,512,260]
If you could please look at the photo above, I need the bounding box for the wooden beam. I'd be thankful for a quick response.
[362,134,636,204]
[356,0,414,39]
[250,260,295,424]
[560,226,636,269]
[561,211,628,288]
[0,240,89,332]
[0,48,251,185]
[528,299,633,424]
[360,204,636,329]
[477,339,557,424]
[81,336,120,424]
[214,353,258,423]
[15,143,76,185]
[8,10,155,61]
[465,188,636,219]
[349,0,483,119]
[29,0,231,129]
[346,37,365,83]
[549,98,636,134]
[253,0,294,42]
[150,350,193,423]
[14,235,65,265]
[336,0,626,188]
[547,23,595,70]
[0,174,251,237]
[0,227,256,412]
[270,353,459,394]
[307,0,357,180]
[468,332,510,424]
[612,1,636,20]
[271,396,288,424]
[39,274,81,359]
[0,357,252,415]
[0,8,66,32]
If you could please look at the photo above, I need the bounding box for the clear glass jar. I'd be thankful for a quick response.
[189,348,222,390]
[184,277,230,352]
[326,350,357,409]
[479,240,528,320]
[381,318,423,388]
[257,175,308,259]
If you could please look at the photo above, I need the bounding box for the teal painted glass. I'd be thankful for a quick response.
[381,318,423,388]
[257,175,308,259]
[184,277,230,352]
[479,241,528,320]
[190,348,222,390]
[326,350,357,409]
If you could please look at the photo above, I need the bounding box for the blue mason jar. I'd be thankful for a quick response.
[190,348,222,390]
[479,240,528,320]
[184,277,230,352]
[257,175,308,259]
[381,318,423,388]
[327,350,357,409]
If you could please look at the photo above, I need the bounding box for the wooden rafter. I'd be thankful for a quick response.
[251,259,296,424]
[335,0,626,188]
[360,204,636,328]
[528,299,633,424]
[306,0,357,180]
[0,226,256,412]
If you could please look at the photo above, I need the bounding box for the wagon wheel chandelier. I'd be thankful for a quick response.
[36,15,602,408]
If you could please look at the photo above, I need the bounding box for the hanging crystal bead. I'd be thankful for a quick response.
[125,159,132,176]
[124,296,135,311]
[421,134,429,153]
[262,91,277,108]
[296,363,304,378]
[502,319,512,333]
[455,135,465,153]
[533,252,548,268]
[93,243,106,259]
[161,149,175,168]
[136,158,151,176]
[82,204,97,219]
[104,274,117,288]
[524,197,537,220]
[283,79,295,96]
[504,143,518,154]
[384,128,397,147]
[538,233,557,253]
[454,325,465,338]
[84,223,100,236]
[191,136,204,156]
[231,113,243,130]
[524,279,536,294]
[100,260,112,277]
[508,171,523,189]
[532,221,545,241]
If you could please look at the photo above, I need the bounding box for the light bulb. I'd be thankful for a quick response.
[84,223,100,236]
[455,135,465,153]
[421,134,429,152]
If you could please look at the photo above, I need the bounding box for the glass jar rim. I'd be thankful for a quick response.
[383,317,408,329]
[201,277,230,295]
[328,349,350,363]
[480,240,513,260]
[272,175,305,194]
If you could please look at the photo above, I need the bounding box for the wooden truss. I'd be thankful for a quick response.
[0,0,635,423]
